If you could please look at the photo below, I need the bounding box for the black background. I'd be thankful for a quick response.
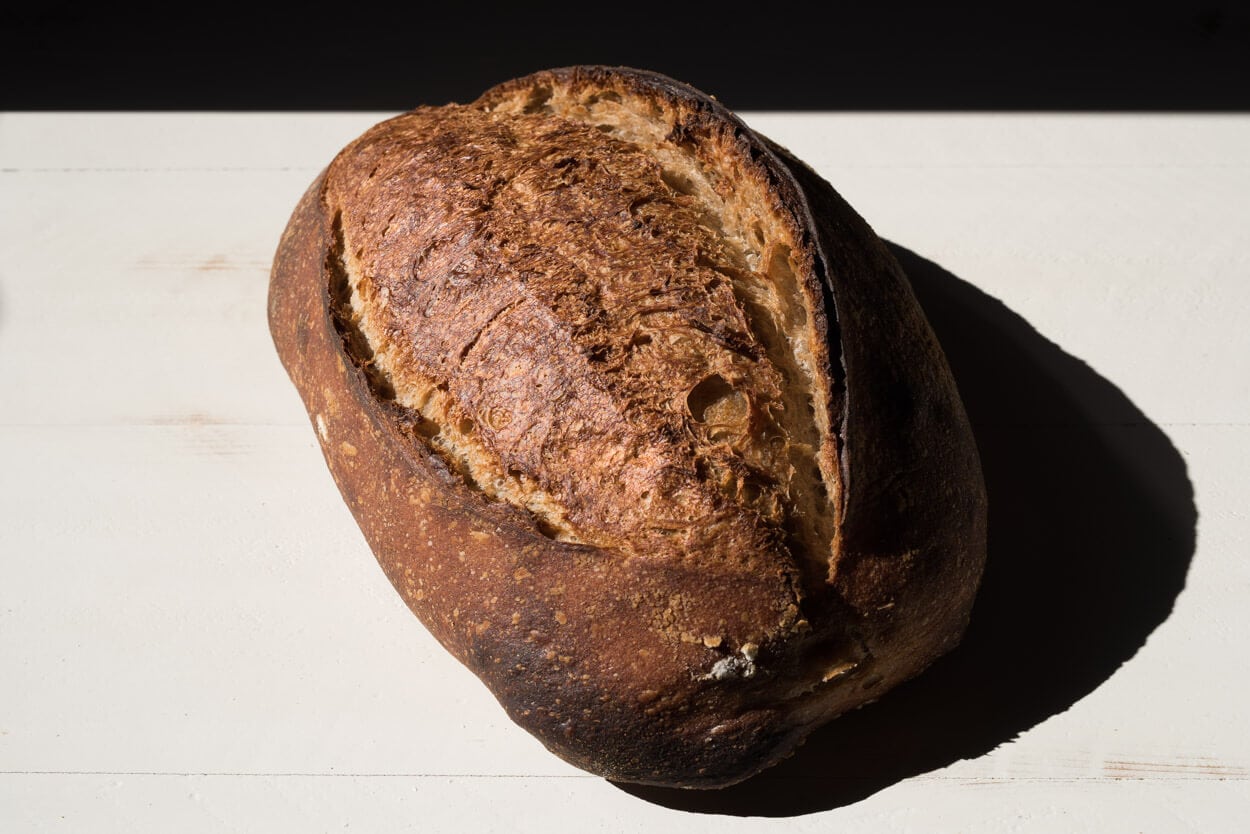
[7,0,1249,111]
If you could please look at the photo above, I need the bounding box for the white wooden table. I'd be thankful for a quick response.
[2,112,1247,832]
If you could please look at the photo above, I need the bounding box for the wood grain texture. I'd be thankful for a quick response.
[1,111,1247,829]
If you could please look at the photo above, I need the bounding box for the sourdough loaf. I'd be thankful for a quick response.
[268,66,986,788]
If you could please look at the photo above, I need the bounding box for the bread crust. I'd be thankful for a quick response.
[268,66,986,788]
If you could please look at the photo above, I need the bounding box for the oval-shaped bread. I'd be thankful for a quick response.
[268,66,987,788]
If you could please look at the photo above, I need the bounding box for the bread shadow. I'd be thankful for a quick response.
[615,243,1196,815]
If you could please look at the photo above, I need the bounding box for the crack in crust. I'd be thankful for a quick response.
[324,82,842,587]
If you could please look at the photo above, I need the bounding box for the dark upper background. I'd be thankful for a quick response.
[5,0,1249,111]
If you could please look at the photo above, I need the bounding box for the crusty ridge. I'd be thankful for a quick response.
[324,76,842,583]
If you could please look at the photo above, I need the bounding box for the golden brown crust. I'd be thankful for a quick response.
[268,66,987,788]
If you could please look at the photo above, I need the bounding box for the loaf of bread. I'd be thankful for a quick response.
[269,66,986,788]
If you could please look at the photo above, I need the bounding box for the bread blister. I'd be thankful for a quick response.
[269,66,986,788]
